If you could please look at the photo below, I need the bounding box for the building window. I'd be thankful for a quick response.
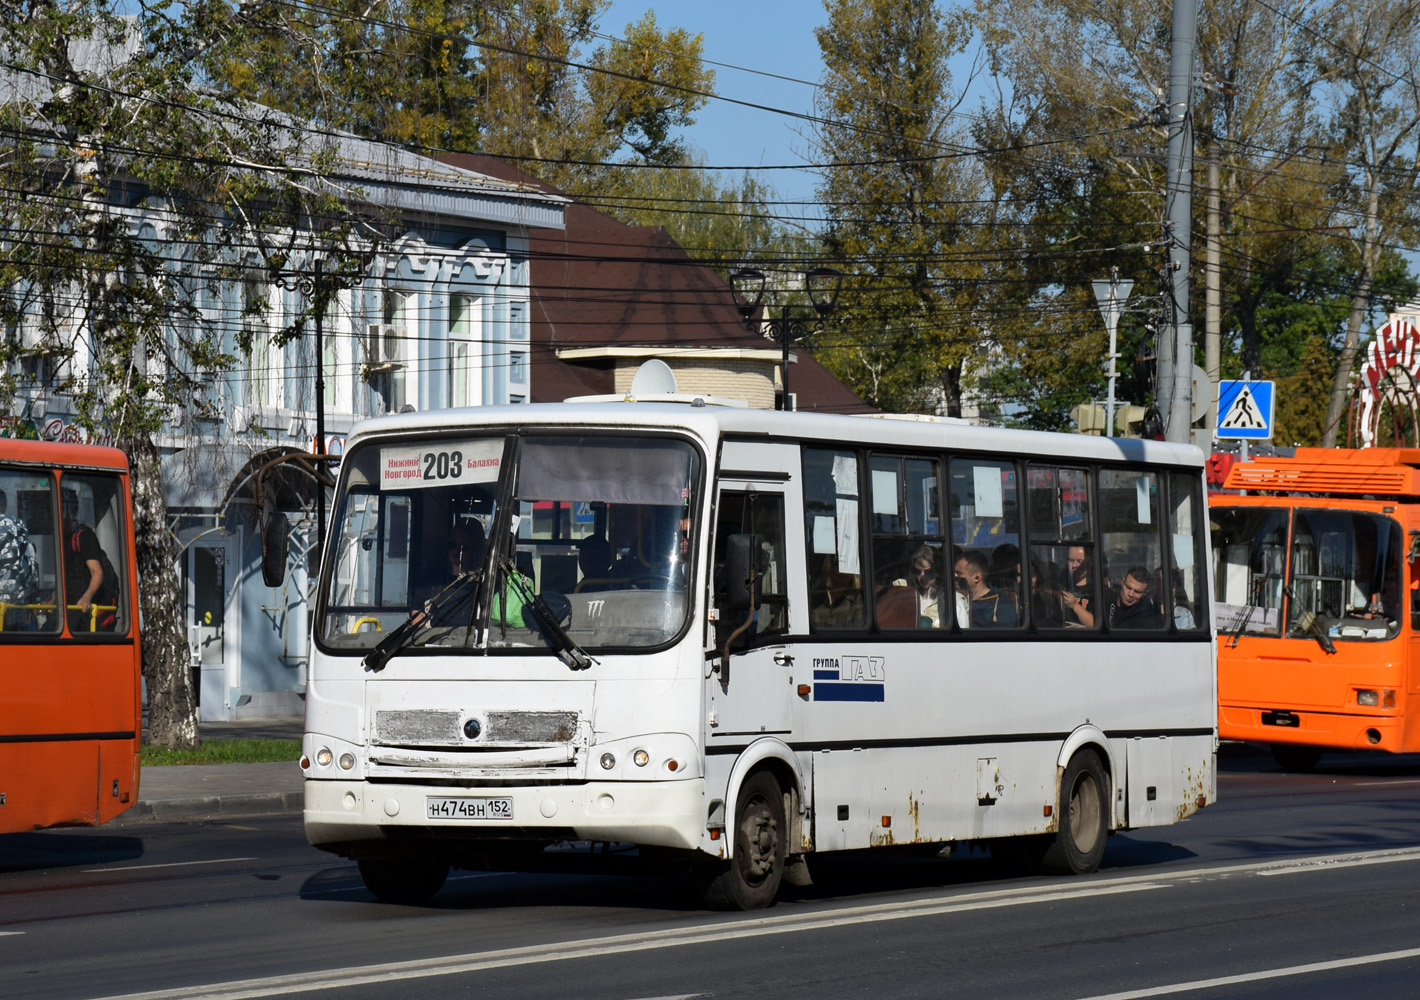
[448,292,481,408]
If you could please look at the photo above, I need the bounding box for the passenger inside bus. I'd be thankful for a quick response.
[416,519,485,627]
[0,487,40,629]
[811,557,864,627]
[1105,566,1160,629]
[954,549,1017,628]
[575,532,624,591]
[61,488,118,633]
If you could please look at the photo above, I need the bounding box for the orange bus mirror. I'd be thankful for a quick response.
[261,511,289,587]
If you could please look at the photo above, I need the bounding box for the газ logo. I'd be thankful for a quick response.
[811,656,885,702]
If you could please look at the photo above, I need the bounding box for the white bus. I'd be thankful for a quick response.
[299,399,1216,909]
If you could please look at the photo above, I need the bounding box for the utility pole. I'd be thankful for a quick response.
[1204,142,1221,447]
[1162,0,1198,445]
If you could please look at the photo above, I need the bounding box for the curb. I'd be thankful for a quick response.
[118,791,304,824]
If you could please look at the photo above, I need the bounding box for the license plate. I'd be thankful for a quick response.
[426,796,514,820]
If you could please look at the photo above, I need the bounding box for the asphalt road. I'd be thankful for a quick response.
[5,746,1420,1000]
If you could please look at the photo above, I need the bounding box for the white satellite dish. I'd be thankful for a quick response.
[629,359,678,396]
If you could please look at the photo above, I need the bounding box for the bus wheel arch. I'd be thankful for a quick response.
[721,738,806,860]
[1056,725,1118,827]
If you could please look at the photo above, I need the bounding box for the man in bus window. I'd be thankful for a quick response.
[61,489,118,633]
[954,550,1017,628]
[1106,565,1160,629]
[0,488,40,628]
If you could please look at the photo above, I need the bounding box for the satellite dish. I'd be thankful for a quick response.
[629,359,677,396]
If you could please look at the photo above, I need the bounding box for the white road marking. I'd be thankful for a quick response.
[1071,947,1420,999]
[83,857,257,873]
[1355,778,1420,787]
[89,883,1165,1000]
[85,844,1420,1000]
[0,931,25,937]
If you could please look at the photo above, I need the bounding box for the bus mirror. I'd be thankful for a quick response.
[261,511,289,588]
[725,533,763,611]
[1409,530,1420,563]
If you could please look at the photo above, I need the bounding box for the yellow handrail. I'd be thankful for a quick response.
[351,616,383,633]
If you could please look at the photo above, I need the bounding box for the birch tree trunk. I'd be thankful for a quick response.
[122,430,198,749]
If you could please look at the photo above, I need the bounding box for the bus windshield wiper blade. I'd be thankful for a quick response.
[500,559,597,671]
[1284,585,1337,655]
[363,570,482,672]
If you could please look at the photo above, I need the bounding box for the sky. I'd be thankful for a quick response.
[601,1,834,208]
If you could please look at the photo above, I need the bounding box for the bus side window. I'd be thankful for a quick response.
[1099,469,1165,631]
[804,449,865,630]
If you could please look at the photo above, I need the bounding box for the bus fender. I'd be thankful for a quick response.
[719,737,805,860]
[1056,724,1118,826]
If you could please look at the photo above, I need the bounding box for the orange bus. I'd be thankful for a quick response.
[0,439,141,832]
[1210,448,1420,770]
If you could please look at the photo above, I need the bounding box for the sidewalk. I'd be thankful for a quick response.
[120,716,306,824]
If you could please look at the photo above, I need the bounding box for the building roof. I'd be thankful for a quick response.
[435,154,872,414]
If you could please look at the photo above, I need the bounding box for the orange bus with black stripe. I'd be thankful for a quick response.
[0,439,141,832]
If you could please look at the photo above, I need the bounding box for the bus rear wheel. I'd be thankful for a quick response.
[357,857,450,905]
[700,771,786,910]
[1036,749,1109,876]
[1270,744,1322,772]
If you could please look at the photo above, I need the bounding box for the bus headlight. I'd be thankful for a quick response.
[1356,689,1379,707]
[316,747,333,767]
[600,752,616,770]
[339,753,356,770]
[633,749,650,767]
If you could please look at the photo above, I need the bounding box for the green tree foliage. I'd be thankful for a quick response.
[810,0,1001,416]
[0,2,374,746]
[216,1,715,195]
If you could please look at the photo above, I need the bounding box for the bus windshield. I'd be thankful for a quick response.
[320,432,701,653]
[1211,505,1403,641]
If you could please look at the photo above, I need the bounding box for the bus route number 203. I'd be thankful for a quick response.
[422,449,464,481]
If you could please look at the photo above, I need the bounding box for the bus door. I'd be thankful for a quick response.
[187,535,236,721]
[708,446,800,741]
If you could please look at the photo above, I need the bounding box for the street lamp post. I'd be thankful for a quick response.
[730,267,842,411]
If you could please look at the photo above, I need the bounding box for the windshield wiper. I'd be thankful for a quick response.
[1284,585,1337,655]
[363,570,483,672]
[499,558,597,671]
[1226,579,1264,648]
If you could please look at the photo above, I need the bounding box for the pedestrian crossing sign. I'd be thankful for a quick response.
[1217,380,1275,440]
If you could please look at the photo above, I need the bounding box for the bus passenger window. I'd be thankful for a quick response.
[805,449,865,630]
[1099,469,1165,631]
[950,458,1022,629]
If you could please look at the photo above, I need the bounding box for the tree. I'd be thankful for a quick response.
[0,3,374,746]
[1309,0,1420,446]
[811,0,1001,416]
[216,1,716,195]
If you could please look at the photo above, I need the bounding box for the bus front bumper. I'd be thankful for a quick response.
[1220,705,1402,751]
[304,777,707,854]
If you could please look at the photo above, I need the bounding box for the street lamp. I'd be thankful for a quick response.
[730,266,843,411]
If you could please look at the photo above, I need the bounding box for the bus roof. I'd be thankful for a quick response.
[0,438,130,472]
[342,401,1205,468]
[1222,446,1420,496]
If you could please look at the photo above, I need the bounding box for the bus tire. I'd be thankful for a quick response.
[700,771,786,910]
[1270,744,1322,772]
[357,857,450,905]
[1037,749,1109,876]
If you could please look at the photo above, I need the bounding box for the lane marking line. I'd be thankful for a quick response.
[1071,946,1420,999]
[83,857,257,873]
[83,844,1420,1000]
[88,883,1165,1000]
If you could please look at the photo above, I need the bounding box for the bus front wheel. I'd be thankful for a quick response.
[357,857,450,905]
[1036,749,1109,876]
[700,771,787,910]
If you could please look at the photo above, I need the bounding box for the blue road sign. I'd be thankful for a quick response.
[1217,380,1275,440]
